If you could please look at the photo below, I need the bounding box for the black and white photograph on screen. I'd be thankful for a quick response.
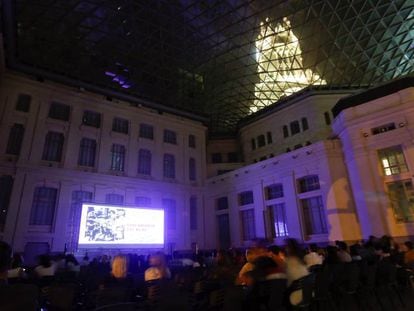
[84,206,126,242]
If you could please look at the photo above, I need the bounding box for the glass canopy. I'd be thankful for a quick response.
[3,0,414,133]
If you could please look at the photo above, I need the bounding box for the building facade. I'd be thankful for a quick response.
[1,69,414,260]
[0,72,207,262]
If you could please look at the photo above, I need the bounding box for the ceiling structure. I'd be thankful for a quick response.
[2,0,414,134]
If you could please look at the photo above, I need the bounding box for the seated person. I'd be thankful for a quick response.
[7,253,26,280]
[145,252,171,282]
[267,245,286,272]
[237,247,268,285]
[101,255,133,288]
[403,241,414,268]
[304,243,323,268]
[34,254,56,278]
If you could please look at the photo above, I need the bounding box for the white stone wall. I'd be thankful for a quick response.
[204,140,361,248]
[333,87,414,239]
[239,92,354,164]
[0,72,207,253]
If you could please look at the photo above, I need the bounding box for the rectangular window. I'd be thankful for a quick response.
[301,196,327,235]
[216,197,229,210]
[0,176,13,231]
[135,196,152,207]
[78,138,97,167]
[29,187,58,225]
[298,175,320,193]
[163,154,176,178]
[378,146,408,176]
[6,124,25,156]
[217,214,231,249]
[82,110,101,128]
[290,121,300,135]
[163,129,177,144]
[69,191,93,251]
[48,102,70,121]
[139,124,154,140]
[324,112,331,125]
[105,193,124,205]
[268,203,288,237]
[190,196,197,230]
[372,123,396,135]
[387,180,414,222]
[283,125,289,138]
[112,117,129,134]
[16,94,31,112]
[251,138,256,150]
[162,199,176,230]
[189,135,196,148]
[257,135,266,147]
[266,183,284,200]
[42,132,64,162]
[110,144,126,171]
[239,191,254,206]
[138,149,152,175]
[240,209,256,241]
[211,153,222,163]
[267,131,273,144]
[228,152,238,163]
[189,158,196,181]
[301,118,309,131]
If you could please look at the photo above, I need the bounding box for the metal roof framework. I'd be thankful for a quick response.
[2,0,414,133]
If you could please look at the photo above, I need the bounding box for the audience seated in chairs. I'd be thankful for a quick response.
[0,236,413,310]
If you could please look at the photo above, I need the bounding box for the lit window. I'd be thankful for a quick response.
[378,146,408,176]
[268,203,288,237]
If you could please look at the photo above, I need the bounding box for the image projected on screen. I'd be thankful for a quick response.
[78,203,164,249]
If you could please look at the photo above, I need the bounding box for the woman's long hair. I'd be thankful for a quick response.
[111,255,128,279]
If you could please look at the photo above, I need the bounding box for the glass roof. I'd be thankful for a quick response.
[3,0,414,133]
